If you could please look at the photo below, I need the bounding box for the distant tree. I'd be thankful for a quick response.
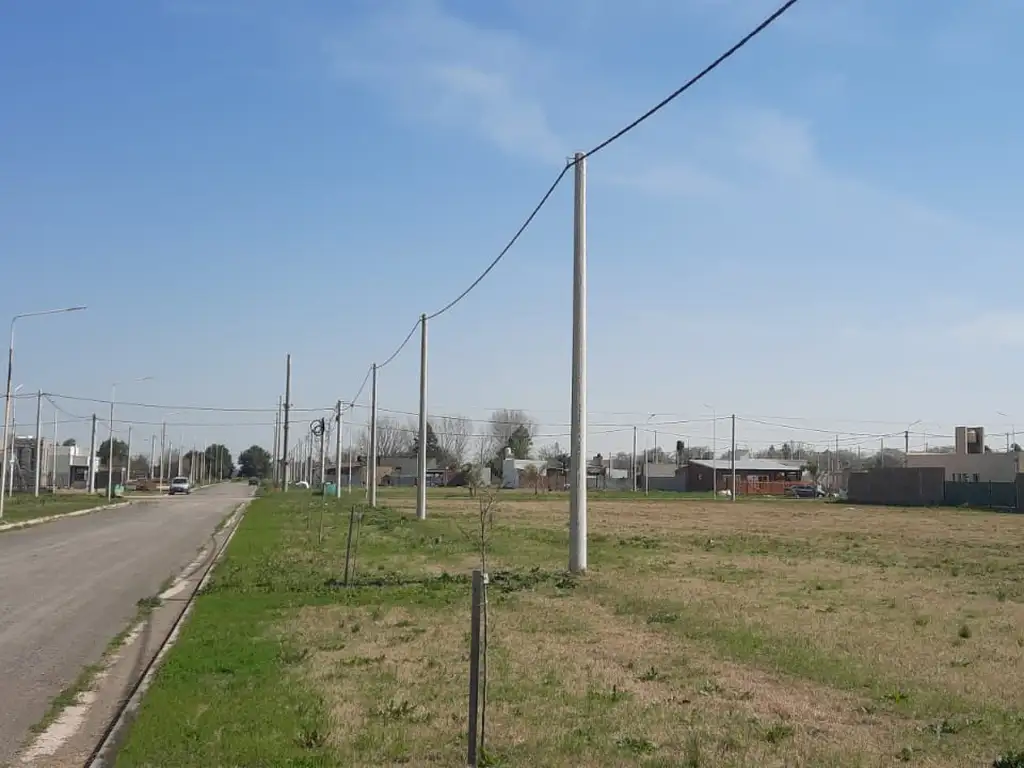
[204,444,234,480]
[463,463,483,498]
[411,422,448,464]
[437,416,472,467]
[97,438,129,466]
[538,442,563,462]
[128,454,150,479]
[62,438,77,447]
[507,425,532,460]
[358,416,409,459]
[488,409,534,458]
[521,464,543,495]
[238,445,272,478]
[1013,443,1022,453]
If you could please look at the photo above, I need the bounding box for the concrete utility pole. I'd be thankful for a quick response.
[159,421,166,488]
[283,354,292,491]
[335,400,343,499]
[347,438,353,494]
[273,395,281,485]
[369,363,378,508]
[107,385,116,499]
[33,390,42,496]
[568,151,588,574]
[51,408,58,492]
[88,414,97,493]
[1,305,86,519]
[705,404,718,498]
[125,425,132,484]
[149,435,155,479]
[835,434,840,494]
[904,430,909,467]
[631,426,637,492]
[730,413,737,502]
[416,314,428,521]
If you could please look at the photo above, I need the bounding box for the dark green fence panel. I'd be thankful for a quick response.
[944,481,1018,509]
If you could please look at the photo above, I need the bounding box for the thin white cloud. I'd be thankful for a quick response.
[326,0,563,162]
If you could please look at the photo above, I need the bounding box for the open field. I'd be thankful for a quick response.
[115,490,1024,767]
[0,493,115,525]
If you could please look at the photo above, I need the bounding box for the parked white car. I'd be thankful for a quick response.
[169,477,191,495]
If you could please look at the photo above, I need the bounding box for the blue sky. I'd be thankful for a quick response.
[5,0,1024,458]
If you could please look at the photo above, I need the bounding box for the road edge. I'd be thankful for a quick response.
[83,494,253,768]
[0,501,135,535]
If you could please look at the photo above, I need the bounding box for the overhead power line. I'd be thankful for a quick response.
[378,321,421,370]
[425,163,574,321]
[343,0,801,396]
[43,392,327,414]
[583,0,801,159]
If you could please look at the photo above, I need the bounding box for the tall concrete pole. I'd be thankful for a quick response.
[88,413,97,494]
[125,425,132,483]
[158,421,166,488]
[569,151,588,574]
[631,426,637,492]
[283,354,292,491]
[33,390,42,496]
[149,435,155,479]
[347,435,353,494]
[335,400,343,499]
[0,326,13,517]
[369,363,378,508]
[107,385,116,499]
[273,396,281,486]
[730,413,737,502]
[416,314,428,520]
[51,407,58,491]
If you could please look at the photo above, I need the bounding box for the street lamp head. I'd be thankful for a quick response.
[14,305,87,322]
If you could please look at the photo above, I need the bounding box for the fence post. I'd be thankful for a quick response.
[467,569,484,767]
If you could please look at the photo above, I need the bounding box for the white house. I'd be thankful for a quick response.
[501,458,549,489]
[55,444,99,489]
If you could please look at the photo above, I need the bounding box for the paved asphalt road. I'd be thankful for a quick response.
[0,483,251,764]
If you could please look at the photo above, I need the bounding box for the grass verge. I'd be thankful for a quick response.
[115,491,1024,767]
[1,494,118,526]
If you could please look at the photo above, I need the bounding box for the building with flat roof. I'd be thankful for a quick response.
[907,426,1019,482]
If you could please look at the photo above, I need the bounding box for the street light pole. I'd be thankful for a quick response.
[107,384,116,499]
[705,404,717,498]
[34,390,42,497]
[0,305,86,520]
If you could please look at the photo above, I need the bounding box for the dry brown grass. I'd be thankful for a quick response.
[285,493,1024,766]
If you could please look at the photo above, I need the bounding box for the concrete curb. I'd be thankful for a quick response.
[84,496,253,767]
[0,501,134,535]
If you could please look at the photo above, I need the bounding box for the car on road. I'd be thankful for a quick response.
[248,477,259,486]
[168,476,191,495]
[785,483,826,499]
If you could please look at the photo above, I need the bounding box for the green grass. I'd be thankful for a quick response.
[114,491,1024,767]
[1,493,114,525]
